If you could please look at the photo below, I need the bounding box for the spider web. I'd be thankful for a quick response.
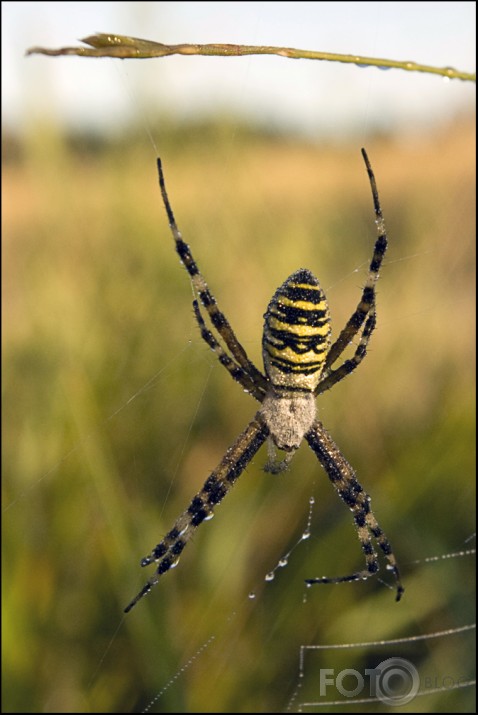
[5,161,475,712]
[4,337,474,713]
[133,511,476,713]
[4,24,475,713]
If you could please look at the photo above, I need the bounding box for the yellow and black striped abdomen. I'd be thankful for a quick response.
[262,269,331,391]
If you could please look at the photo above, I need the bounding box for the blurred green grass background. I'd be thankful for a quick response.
[3,116,475,713]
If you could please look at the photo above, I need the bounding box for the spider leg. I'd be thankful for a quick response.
[305,420,404,602]
[157,158,268,393]
[192,299,266,402]
[319,149,387,382]
[316,310,376,395]
[124,413,269,613]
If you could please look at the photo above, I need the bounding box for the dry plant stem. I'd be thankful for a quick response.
[26,34,475,83]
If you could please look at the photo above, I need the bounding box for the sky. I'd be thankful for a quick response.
[2,1,476,138]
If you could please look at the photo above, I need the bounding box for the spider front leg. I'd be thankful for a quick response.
[305,420,404,602]
[124,414,269,613]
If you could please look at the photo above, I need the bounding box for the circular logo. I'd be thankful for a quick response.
[374,657,420,706]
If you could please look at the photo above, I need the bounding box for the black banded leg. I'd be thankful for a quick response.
[124,414,269,612]
[322,149,387,373]
[305,420,404,602]
[192,300,266,402]
[316,311,376,396]
[157,158,267,389]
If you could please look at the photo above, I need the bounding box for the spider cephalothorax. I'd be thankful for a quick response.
[124,150,403,613]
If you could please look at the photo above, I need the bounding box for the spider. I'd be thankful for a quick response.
[124,149,404,613]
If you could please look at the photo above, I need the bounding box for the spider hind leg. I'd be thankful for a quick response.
[316,149,388,396]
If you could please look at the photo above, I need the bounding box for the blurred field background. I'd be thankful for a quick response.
[3,111,475,713]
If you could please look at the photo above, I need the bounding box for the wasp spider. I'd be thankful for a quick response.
[124,149,404,613]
